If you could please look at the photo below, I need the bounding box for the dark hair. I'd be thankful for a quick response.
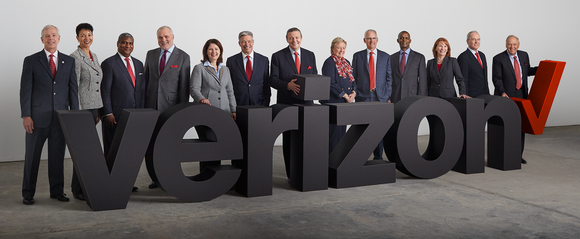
[75,23,93,36]
[201,39,224,64]
[432,37,451,58]
[117,32,134,43]
[286,27,302,39]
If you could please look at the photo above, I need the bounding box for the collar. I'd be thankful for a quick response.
[161,44,176,54]
[117,52,132,61]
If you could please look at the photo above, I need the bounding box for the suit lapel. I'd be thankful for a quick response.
[504,51,517,80]
[392,52,401,77]
[162,48,178,77]
[204,65,220,84]
[284,48,298,74]
[438,57,449,77]
[77,48,100,72]
[236,53,248,81]
[115,56,135,88]
[151,49,161,77]
[56,52,69,79]
[38,51,53,78]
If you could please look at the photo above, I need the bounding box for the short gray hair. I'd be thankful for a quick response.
[238,31,253,41]
[467,30,479,40]
[41,25,59,37]
[364,29,377,38]
[157,26,173,35]
[117,32,134,42]
[506,35,519,42]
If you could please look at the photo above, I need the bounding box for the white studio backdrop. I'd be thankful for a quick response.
[0,0,577,162]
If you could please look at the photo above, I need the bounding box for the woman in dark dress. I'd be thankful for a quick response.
[320,37,356,154]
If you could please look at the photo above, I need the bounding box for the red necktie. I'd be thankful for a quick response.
[475,52,483,68]
[125,57,136,86]
[159,50,168,74]
[400,52,406,75]
[49,54,56,78]
[514,55,522,90]
[294,52,301,74]
[246,55,252,82]
[369,52,375,90]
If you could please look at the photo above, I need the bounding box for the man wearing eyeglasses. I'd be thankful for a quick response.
[352,29,392,160]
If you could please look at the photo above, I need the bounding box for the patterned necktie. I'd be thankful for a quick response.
[400,52,406,75]
[159,50,168,74]
[125,57,136,86]
[475,52,483,68]
[246,55,252,82]
[369,52,375,90]
[294,52,300,74]
[514,55,522,90]
[49,54,56,78]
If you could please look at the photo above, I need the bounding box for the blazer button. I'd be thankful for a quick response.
[218,97,221,100]
[53,82,56,84]
[218,91,221,93]
[96,90,99,92]
[53,93,56,95]
[96,81,99,84]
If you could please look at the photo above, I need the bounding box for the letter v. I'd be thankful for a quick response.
[57,109,159,211]
[510,60,566,135]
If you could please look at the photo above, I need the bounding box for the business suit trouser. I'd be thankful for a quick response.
[22,114,66,198]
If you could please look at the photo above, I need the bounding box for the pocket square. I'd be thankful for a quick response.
[139,73,143,75]
[171,65,178,68]
[307,66,312,70]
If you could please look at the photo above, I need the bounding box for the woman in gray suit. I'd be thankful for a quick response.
[426,37,470,100]
[69,23,103,201]
[191,39,237,120]
[70,23,103,123]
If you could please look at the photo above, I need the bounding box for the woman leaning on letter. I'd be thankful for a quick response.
[426,37,470,100]
[191,39,237,120]
[320,37,356,154]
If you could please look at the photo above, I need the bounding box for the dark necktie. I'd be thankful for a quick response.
[125,57,135,86]
[246,55,252,81]
[159,50,168,74]
[400,52,406,75]
[49,54,56,78]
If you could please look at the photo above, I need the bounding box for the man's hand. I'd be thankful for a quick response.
[231,112,236,121]
[103,115,116,128]
[458,94,472,99]
[501,93,509,98]
[23,117,34,134]
[287,79,300,95]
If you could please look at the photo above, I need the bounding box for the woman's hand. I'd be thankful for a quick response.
[458,94,472,99]
[200,99,211,105]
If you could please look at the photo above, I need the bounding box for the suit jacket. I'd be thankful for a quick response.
[352,49,392,102]
[20,50,79,128]
[457,48,490,97]
[492,50,537,99]
[100,54,146,120]
[390,49,427,103]
[191,63,237,113]
[319,56,356,103]
[270,47,317,105]
[426,57,467,98]
[144,46,191,112]
[70,47,103,110]
[226,52,271,106]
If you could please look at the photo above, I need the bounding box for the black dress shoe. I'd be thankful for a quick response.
[23,196,34,205]
[50,193,70,202]
[73,193,85,201]
[521,158,527,164]
[149,181,158,189]
[132,186,139,192]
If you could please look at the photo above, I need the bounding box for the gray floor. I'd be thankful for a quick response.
[1,125,579,238]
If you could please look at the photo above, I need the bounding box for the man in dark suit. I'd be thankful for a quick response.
[390,31,427,103]
[270,27,318,178]
[20,25,79,205]
[458,30,490,97]
[144,26,191,188]
[352,29,392,160]
[100,33,145,188]
[492,35,537,164]
[226,31,270,106]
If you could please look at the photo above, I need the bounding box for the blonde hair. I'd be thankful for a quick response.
[330,37,347,54]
